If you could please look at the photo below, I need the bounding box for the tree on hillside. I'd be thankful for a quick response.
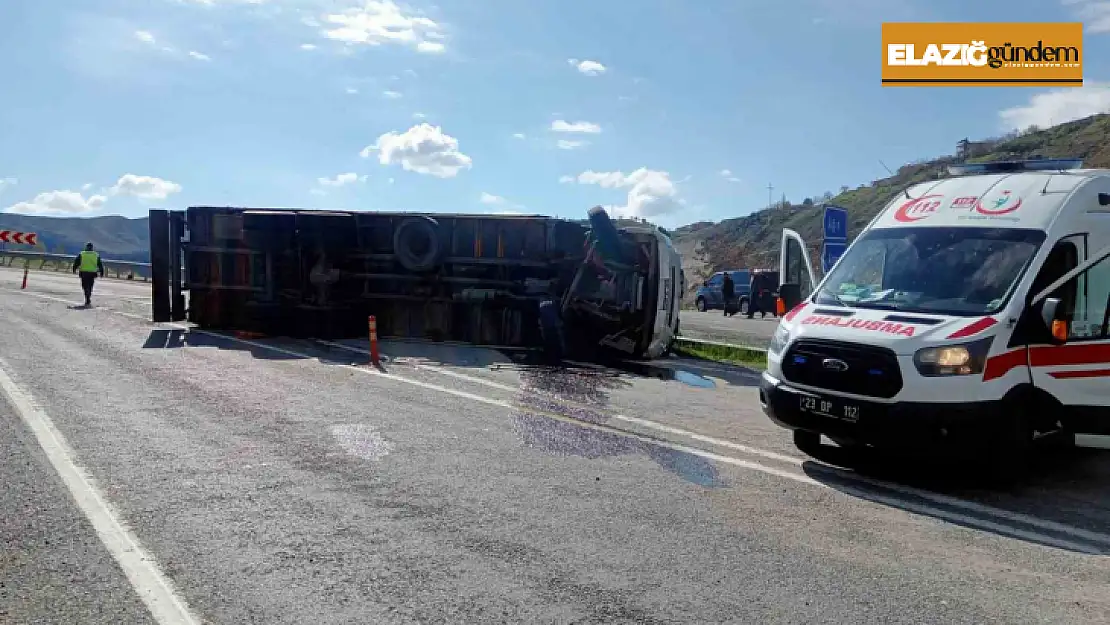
[802,197,814,206]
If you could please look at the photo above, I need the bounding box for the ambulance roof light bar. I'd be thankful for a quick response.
[947,158,1084,177]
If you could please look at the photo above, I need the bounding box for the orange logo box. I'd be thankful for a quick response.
[881,22,1083,87]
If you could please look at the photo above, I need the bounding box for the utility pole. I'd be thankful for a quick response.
[767,183,773,209]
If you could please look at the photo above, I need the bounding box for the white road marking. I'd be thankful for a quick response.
[8,287,1110,554]
[0,359,203,625]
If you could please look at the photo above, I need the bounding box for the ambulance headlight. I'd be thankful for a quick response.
[913,336,994,377]
[768,322,790,355]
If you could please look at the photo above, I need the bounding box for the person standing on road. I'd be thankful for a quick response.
[721,272,735,317]
[747,274,762,319]
[71,242,104,307]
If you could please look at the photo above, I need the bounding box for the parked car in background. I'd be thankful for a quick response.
[695,269,751,313]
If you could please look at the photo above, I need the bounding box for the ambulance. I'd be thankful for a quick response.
[759,158,1110,470]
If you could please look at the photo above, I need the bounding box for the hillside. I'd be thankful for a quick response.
[0,213,150,261]
[673,112,1110,303]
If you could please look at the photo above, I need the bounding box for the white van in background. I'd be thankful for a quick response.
[760,158,1110,473]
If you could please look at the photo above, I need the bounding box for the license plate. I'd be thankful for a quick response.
[798,394,861,423]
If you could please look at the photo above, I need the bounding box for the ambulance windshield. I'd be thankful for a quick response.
[816,226,1046,316]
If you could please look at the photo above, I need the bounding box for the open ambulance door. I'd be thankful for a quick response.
[778,228,817,313]
[1026,240,1110,451]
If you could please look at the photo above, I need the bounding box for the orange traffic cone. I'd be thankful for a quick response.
[775,297,786,316]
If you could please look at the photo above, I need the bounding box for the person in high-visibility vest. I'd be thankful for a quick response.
[71,242,105,307]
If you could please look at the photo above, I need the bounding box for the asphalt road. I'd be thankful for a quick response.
[2,267,1110,624]
[678,308,778,348]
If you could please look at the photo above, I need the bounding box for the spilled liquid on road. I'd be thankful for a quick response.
[505,356,726,488]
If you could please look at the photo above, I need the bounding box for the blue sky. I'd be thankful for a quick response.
[2,0,1109,229]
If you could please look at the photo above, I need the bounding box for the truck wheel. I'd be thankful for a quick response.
[537,300,566,361]
[393,216,442,272]
[696,297,707,312]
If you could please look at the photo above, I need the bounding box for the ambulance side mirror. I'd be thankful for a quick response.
[1039,297,1068,344]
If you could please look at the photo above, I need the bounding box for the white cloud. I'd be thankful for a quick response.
[416,41,445,54]
[319,1,446,53]
[512,133,526,139]
[568,58,606,75]
[382,89,402,99]
[318,172,366,187]
[0,178,16,194]
[479,192,527,212]
[109,174,183,200]
[4,190,107,216]
[719,169,741,183]
[998,82,1110,130]
[550,119,601,134]
[557,139,589,150]
[188,50,211,61]
[561,168,684,217]
[361,123,472,178]
[1063,1,1110,33]
[412,112,426,119]
[346,87,359,94]
[81,182,93,191]
[134,30,156,44]
[300,43,317,50]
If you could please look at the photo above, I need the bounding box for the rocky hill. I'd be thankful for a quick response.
[673,113,1110,304]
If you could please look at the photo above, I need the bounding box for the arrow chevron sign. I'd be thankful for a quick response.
[0,230,39,245]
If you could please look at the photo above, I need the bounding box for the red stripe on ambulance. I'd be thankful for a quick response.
[983,343,1110,381]
[946,316,997,339]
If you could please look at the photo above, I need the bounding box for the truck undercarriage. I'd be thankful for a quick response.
[149,206,666,360]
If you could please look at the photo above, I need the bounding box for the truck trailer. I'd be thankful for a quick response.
[148,205,683,361]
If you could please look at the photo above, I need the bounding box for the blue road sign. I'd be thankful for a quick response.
[822,241,847,274]
[823,205,848,242]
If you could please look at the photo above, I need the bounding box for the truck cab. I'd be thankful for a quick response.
[545,207,683,361]
[759,158,1110,472]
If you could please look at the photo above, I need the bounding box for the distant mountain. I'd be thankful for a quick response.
[0,214,150,262]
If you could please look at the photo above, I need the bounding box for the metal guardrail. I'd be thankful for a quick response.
[0,250,152,282]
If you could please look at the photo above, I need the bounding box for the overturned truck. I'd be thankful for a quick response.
[148,206,683,360]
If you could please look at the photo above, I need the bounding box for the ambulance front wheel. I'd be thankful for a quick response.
[982,403,1036,483]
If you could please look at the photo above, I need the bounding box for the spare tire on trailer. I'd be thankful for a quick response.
[393,215,442,272]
